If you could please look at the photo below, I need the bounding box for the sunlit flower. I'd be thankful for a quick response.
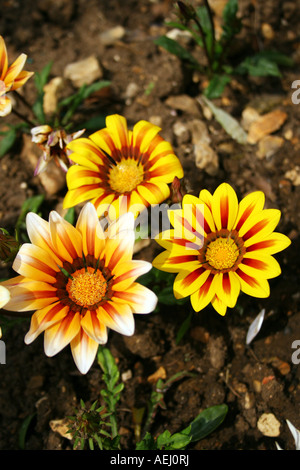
[63,114,184,220]
[0,35,33,117]
[0,203,157,373]
[153,183,291,315]
[31,125,85,175]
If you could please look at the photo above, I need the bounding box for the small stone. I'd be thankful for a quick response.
[64,56,103,88]
[257,413,281,437]
[124,82,139,103]
[247,109,287,144]
[165,94,200,116]
[43,77,65,115]
[256,135,284,159]
[285,166,300,186]
[147,366,167,384]
[99,26,125,46]
[194,141,219,175]
[261,23,275,40]
[190,326,210,343]
[253,380,262,393]
[241,107,261,130]
[121,369,132,382]
[173,121,190,144]
[50,418,72,440]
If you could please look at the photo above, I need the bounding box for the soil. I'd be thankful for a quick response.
[0,0,299,451]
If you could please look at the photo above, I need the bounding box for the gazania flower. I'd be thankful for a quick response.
[0,203,157,373]
[153,183,291,316]
[63,114,184,220]
[31,125,85,175]
[0,35,33,116]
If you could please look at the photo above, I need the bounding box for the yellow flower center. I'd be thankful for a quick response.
[205,237,239,271]
[109,159,144,193]
[66,268,107,307]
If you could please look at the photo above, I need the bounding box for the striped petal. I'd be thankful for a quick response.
[174,267,210,299]
[76,202,105,259]
[112,259,152,290]
[137,181,170,206]
[12,243,59,283]
[70,329,100,374]
[80,310,108,344]
[132,120,161,154]
[98,301,135,336]
[49,211,83,263]
[10,69,34,90]
[66,138,106,168]
[211,294,228,316]
[152,249,200,273]
[0,285,10,309]
[234,191,265,232]
[213,271,241,308]
[0,36,8,79]
[26,212,62,264]
[235,268,270,298]
[5,53,27,87]
[239,254,282,279]
[44,311,81,356]
[211,183,239,231]
[65,165,102,190]
[190,273,217,312]
[24,301,69,344]
[1,279,58,311]
[245,232,291,255]
[112,282,158,313]
[240,209,281,247]
[105,114,129,149]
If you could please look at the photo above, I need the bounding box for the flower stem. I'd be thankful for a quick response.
[11,107,36,127]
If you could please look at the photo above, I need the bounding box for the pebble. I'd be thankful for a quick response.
[257,413,281,437]
[49,418,72,440]
[165,94,201,116]
[256,135,284,159]
[64,56,103,88]
[285,166,300,186]
[188,118,219,175]
[43,77,65,115]
[99,26,125,46]
[147,366,167,384]
[247,109,288,144]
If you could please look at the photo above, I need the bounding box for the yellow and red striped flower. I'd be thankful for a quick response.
[153,183,291,315]
[0,203,157,373]
[0,35,33,116]
[63,114,184,220]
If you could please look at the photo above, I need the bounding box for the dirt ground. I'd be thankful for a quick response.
[0,0,299,451]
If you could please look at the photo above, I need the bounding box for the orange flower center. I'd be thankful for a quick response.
[205,237,239,271]
[109,159,144,193]
[66,267,107,307]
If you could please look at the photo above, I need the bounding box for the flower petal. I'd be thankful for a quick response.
[213,271,241,308]
[24,301,69,344]
[0,285,10,309]
[80,310,108,344]
[234,191,265,232]
[44,311,81,356]
[112,282,158,313]
[1,279,58,311]
[211,294,228,316]
[76,202,105,258]
[235,268,270,298]
[239,254,282,279]
[211,183,239,231]
[245,232,291,255]
[239,209,281,246]
[112,260,152,291]
[173,267,210,299]
[190,273,216,312]
[12,243,59,283]
[26,212,62,264]
[0,36,8,79]
[5,53,27,87]
[98,301,135,336]
[70,329,99,374]
[49,211,83,263]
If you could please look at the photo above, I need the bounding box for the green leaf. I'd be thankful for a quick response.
[204,74,231,99]
[184,404,228,442]
[136,432,157,450]
[157,429,192,450]
[0,127,17,157]
[34,61,53,94]
[18,413,36,449]
[236,55,281,77]
[201,95,248,144]
[176,311,193,344]
[154,35,200,69]
[195,6,214,58]
[79,114,106,131]
[221,0,242,42]
[63,207,76,224]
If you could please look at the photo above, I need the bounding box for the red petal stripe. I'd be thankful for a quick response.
[242,218,269,241]
[236,268,259,288]
[168,254,199,265]
[220,195,229,228]
[241,258,268,271]
[235,202,256,232]
[181,267,205,289]
[245,239,276,252]
[222,273,231,294]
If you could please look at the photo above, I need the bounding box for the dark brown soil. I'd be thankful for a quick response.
[0,0,299,451]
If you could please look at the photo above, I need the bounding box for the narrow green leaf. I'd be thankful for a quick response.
[204,74,231,99]
[176,311,192,345]
[18,413,36,449]
[0,128,17,157]
[154,35,200,68]
[185,404,228,442]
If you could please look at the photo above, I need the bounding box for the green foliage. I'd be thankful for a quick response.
[155,0,293,98]
[32,61,53,123]
[15,195,45,243]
